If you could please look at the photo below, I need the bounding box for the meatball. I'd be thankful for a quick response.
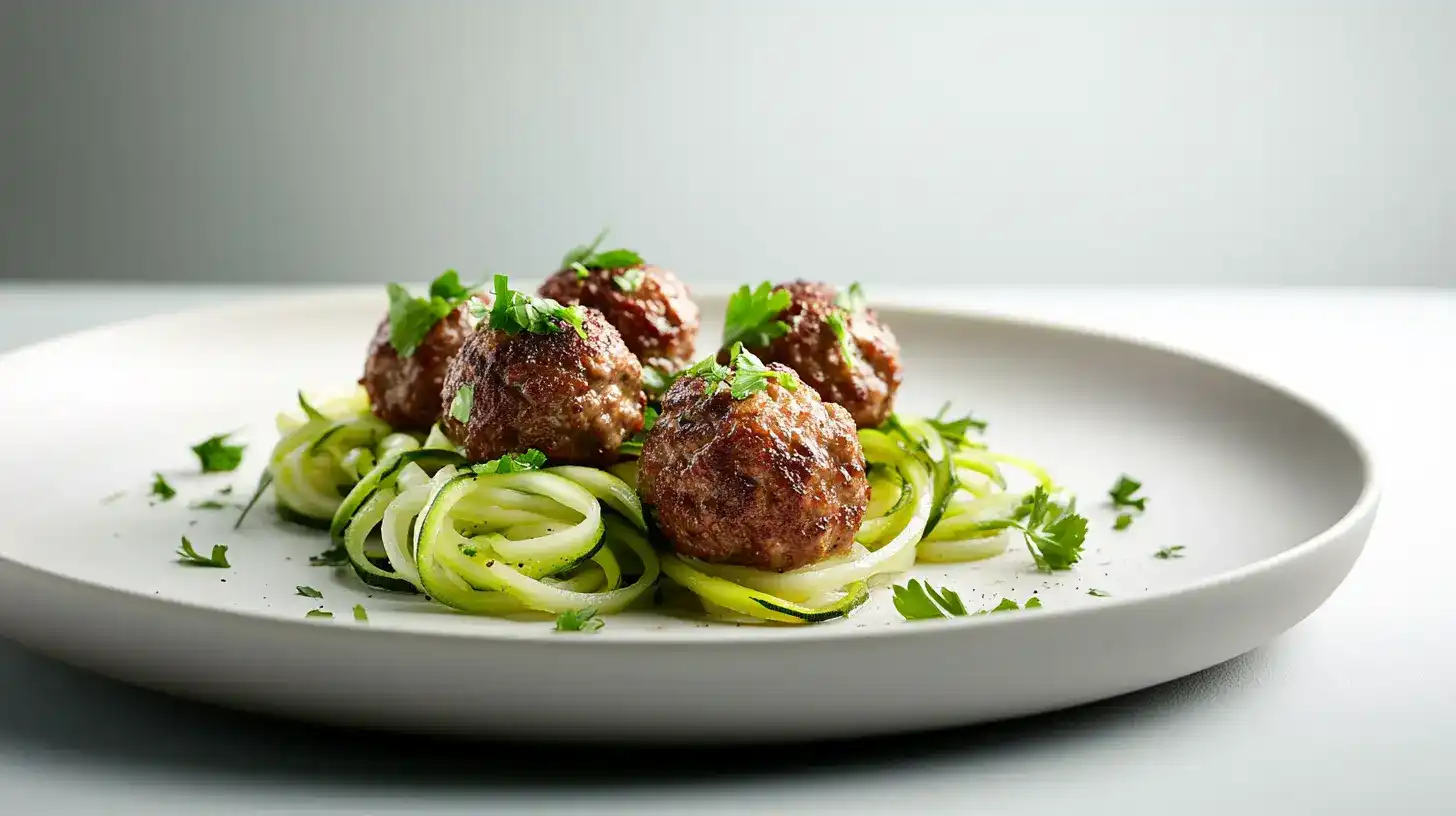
[361,294,489,431]
[639,364,869,572]
[537,264,700,372]
[743,280,902,428]
[439,307,645,466]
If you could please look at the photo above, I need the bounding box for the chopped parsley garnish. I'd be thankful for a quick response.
[1016,486,1088,572]
[473,274,588,340]
[729,346,798,400]
[191,433,246,473]
[1154,545,1186,560]
[472,449,547,475]
[295,586,323,598]
[679,353,730,390]
[189,499,230,510]
[926,402,989,442]
[353,604,369,623]
[892,580,1043,620]
[835,282,868,315]
[151,473,177,502]
[613,267,647,292]
[1114,513,1133,530]
[1087,588,1111,597]
[1108,475,1147,511]
[305,610,333,619]
[892,579,968,620]
[309,545,350,566]
[449,384,474,424]
[722,282,791,348]
[176,536,229,568]
[387,270,481,357]
[101,490,127,505]
[561,228,644,272]
[619,405,659,456]
[555,607,605,632]
[826,310,858,367]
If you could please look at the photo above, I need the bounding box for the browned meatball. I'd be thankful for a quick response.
[639,364,869,572]
[743,280,902,428]
[360,294,490,430]
[537,264,699,372]
[439,308,645,466]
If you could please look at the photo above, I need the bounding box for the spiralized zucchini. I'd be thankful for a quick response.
[272,386,1065,626]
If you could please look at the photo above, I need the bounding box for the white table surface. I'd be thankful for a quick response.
[0,283,1451,814]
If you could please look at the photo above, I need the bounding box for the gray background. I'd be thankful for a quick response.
[3,0,1454,287]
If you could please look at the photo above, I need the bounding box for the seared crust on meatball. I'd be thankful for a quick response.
[439,308,645,466]
[361,302,478,431]
[746,280,902,428]
[537,265,700,372]
[639,366,869,572]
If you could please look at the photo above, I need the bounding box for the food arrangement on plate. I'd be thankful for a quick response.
[235,233,1097,626]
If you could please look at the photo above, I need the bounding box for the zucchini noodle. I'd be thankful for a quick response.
[266,385,1065,626]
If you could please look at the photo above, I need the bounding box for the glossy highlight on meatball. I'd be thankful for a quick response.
[360,277,491,431]
[639,352,870,572]
[742,280,902,428]
[439,288,645,466]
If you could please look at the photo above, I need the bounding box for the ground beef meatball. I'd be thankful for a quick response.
[743,280,902,428]
[360,293,490,431]
[439,308,645,466]
[537,264,700,372]
[639,365,869,572]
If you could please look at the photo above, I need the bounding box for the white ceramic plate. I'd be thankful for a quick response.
[0,289,1377,743]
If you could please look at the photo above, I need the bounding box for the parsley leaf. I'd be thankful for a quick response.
[295,586,323,598]
[926,402,989,443]
[305,610,333,619]
[191,433,246,473]
[619,405,659,456]
[642,366,675,396]
[309,545,349,566]
[722,282,791,348]
[555,607,605,632]
[151,473,176,502]
[353,604,369,623]
[428,269,474,302]
[176,536,229,568]
[472,449,548,475]
[449,384,474,424]
[1015,486,1088,572]
[479,274,588,340]
[678,352,732,395]
[1154,545,1186,560]
[613,267,646,292]
[189,499,230,510]
[892,580,954,620]
[1088,588,1111,597]
[561,229,644,272]
[835,282,868,315]
[826,310,859,368]
[1108,475,1147,511]
[1114,513,1133,530]
[728,346,798,400]
[387,269,480,357]
[894,580,1043,620]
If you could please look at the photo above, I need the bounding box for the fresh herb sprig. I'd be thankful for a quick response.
[722,282,791,348]
[892,579,1043,621]
[191,433,246,473]
[472,449,547,475]
[387,270,481,357]
[925,402,988,445]
[678,344,797,401]
[177,536,230,568]
[555,607,605,633]
[562,229,644,278]
[473,274,588,340]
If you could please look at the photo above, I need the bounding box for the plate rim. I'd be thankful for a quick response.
[0,286,1381,646]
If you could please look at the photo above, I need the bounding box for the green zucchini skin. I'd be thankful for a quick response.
[330,449,467,543]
